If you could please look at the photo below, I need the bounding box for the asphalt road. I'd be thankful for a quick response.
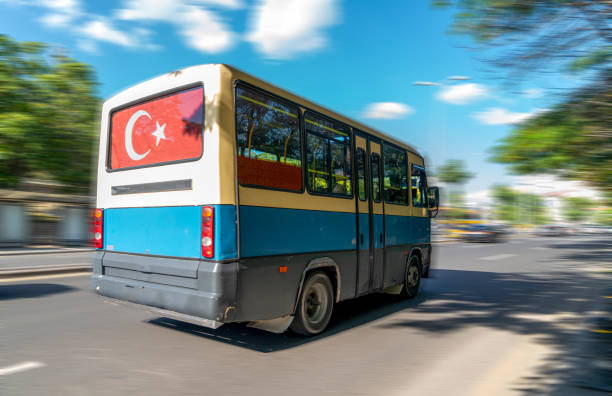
[1,236,610,395]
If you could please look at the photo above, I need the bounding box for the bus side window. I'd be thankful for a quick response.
[357,148,367,201]
[305,112,352,196]
[235,85,302,191]
[411,165,427,207]
[382,144,407,204]
[371,153,381,203]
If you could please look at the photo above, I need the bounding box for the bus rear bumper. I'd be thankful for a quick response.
[92,251,238,326]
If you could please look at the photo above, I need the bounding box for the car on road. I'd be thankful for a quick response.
[534,225,569,237]
[457,224,505,243]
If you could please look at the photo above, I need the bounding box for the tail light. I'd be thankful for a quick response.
[202,206,214,258]
[94,208,104,249]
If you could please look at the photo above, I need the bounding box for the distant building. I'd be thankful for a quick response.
[509,174,600,222]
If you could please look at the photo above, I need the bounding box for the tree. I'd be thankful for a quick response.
[434,1,612,203]
[436,159,473,185]
[562,197,593,223]
[593,208,612,226]
[491,185,548,225]
[0,34,99,192]
[491,72,612,203]
[433,1,610,79]
[436,159,473,213]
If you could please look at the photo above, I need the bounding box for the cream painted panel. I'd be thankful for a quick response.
[97,65,225,209]
[238,186,355,213]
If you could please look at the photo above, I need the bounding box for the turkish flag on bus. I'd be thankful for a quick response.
[110,86,204,170]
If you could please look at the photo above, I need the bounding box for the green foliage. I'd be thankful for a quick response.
[568,47,612,72]
[0,34,99,192]
[491,72,612,203]
[434,1,611,203]
[593,208,612,226]
[491,185,548,225]
[436,159,473,211]
[436,159,473,185]
[561,197,593,223]
[434,1,611,74]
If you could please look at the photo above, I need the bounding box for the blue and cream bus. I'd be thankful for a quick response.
[92,64,439,335]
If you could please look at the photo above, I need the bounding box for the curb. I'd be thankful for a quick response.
[0,248,93,257]
[0,265,91,279]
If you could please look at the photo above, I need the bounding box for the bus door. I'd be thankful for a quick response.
[355,135,371,295]
[355,135,384,294]
[369,141,384,290]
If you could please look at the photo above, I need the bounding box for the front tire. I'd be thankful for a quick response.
[401,255,421,298]
[291,272,334,336]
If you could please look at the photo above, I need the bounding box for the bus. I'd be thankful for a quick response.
[92,64,439,336]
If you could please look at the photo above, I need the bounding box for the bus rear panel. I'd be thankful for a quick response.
[92,65,241,325]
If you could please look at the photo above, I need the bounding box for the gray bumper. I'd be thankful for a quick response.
[92,251,238,324]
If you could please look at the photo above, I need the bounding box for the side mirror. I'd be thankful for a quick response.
[428,186,439,218]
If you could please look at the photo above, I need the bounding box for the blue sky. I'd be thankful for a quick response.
[1,0,577,195]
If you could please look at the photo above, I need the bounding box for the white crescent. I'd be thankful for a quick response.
[125,110,152,161]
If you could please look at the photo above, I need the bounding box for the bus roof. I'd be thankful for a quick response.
[105,63,424,162]
[220,64,424,161]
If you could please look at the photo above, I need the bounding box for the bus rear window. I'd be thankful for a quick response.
[109,86,204,171]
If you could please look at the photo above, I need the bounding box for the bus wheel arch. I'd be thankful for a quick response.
[291,259,338,336]
[294,258,341,313]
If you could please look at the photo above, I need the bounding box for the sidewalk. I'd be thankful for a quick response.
[0,246,93,256]
[573,284,612,392]
[0,246,93,278]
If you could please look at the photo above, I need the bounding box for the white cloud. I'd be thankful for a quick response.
[116,0,236,53]
[522,88,543,99]
[413,81,440,86]
[362,102,414,119]
[447,75,470,81]
[80,19,137,47]
[472,107,541,125]
[436,83,488,105]
[38,0,81,27]
[192,0,243,9]
[246,0,340,59]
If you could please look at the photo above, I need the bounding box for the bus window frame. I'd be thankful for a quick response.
[303,110,354,200]
[370,152,381,203]
[106,82,205,173]
[411,163,428,208]
[381,142,410,206]
[233,81,306,194]
[356,148,367,201]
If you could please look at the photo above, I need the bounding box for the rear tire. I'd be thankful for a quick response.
[400,255,421,299]
[290,272,334,336]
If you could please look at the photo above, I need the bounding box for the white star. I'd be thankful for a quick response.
[151,121,167,146]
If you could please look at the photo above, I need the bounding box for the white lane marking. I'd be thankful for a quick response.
[529,246,549,250]
[0,361,46,376]
[480,254,517,261]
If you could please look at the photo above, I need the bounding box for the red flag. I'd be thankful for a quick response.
[110,86,203,170]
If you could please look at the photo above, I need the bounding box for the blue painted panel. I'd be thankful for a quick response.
[358,212,369,250]
[384,215,430,246]
[105,206,201,258]
[214,205,238,260]
[104,205,238,260]
[412,216,431,244]
[240,206,356,257]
